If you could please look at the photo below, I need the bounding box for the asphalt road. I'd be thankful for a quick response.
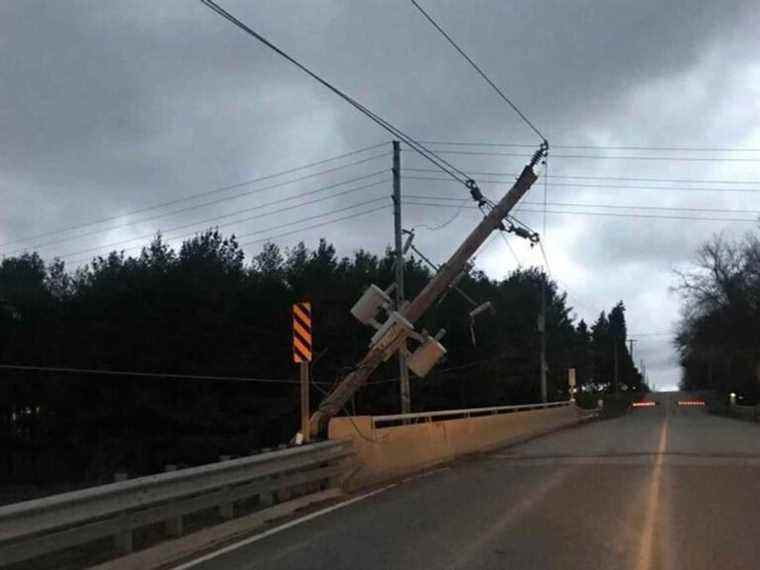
[183,393,760,570]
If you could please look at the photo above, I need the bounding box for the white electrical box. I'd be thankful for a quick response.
[350,284,391,325]
[369,311,414,359]
[407,337,446,377]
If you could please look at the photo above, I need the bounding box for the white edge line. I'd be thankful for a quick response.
[172,484,398,569]
[401,466,451,483]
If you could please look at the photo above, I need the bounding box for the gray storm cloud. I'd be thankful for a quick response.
[2,0,760,389]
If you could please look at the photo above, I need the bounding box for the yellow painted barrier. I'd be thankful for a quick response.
[329,404,585,489]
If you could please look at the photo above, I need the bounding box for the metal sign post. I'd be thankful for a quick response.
[568,368,576,402]
[292,302,312,442]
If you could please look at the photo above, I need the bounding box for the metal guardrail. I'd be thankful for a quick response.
[372,401,571,427]
[0,440,353,567]
[731,403,759,421]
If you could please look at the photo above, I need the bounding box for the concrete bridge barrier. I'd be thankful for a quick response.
[329,401,590,489]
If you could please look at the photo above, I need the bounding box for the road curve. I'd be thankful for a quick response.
[180,393,760,570]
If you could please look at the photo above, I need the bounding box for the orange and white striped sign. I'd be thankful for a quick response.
[292,302,312,363]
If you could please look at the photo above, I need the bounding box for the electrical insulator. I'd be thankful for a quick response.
[513,227,533,240]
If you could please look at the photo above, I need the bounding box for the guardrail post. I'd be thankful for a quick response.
[218,456,235,520]
[328,454,352,491]
[113,472,133,553]
[276,479,292,503]
[164,465,183,537]
[255,448,276,507]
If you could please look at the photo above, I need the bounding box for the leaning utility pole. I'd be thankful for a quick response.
[392,141,411,415]
[309,148,545,435]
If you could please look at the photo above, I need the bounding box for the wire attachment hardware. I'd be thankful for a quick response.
[529,140,550,169]
[466,179,487,207]
[504,219,540,246]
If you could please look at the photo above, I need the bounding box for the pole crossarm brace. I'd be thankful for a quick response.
[309,158,541,435]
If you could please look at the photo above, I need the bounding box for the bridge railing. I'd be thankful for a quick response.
[0,440,353,567]
[330,400,591,489]
[372,401,571,428]
[731,403,760,421]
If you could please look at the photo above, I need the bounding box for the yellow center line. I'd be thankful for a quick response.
[635,415,669,570]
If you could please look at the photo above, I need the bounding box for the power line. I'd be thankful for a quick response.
[238,203,392,249]
[629,332,674,337]
[199,0,473,188]
[403,167,760,186]
[30,173,389,259]
[536,182,760,195]
[0,364,332,385]
[416,148,760,162]
[402,175,760,194]
[366,353,527,386]
[403,194,760,216]
[0,143,389,250]
[497,232,521,267]
[415,197,471,232]
[407,0,546,143]
[65,196,390,266]
[417,140,760,153]
[65,201,393,267]
[402,201,760,224]
[233,198,388,241]
[537,240,552,278]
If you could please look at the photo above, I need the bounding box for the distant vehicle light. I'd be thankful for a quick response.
[677,400,705,406]
[632,401,656,407]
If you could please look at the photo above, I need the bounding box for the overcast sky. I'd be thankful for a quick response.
[3,1,760,390]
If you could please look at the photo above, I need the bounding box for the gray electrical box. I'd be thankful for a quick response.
[407,337,446,377]
[350,284,392,325]
[369,311,414,360]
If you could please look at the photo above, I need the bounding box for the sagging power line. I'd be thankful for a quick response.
[408,0,546,143]
[198,0,475,190]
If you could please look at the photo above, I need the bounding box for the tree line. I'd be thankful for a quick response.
[0,230,643,485]
[676,232,760,402]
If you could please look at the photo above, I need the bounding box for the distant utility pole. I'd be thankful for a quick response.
[539,273,547,403]
[392,141,411,415]
[627,338,638,387]
[613,341,619,394]
[309,148,545,435]
[641,358,647,387]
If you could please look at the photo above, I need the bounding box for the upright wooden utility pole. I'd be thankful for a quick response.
[392,141,411,415]
[539,273,547,403]
[309,149,545,435]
